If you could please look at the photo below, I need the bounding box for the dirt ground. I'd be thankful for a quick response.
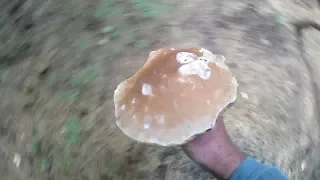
[1,0,320,179]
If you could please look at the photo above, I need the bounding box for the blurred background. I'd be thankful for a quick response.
[1,0,320,179]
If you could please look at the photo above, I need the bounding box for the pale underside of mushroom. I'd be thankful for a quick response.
[113,47,238,146]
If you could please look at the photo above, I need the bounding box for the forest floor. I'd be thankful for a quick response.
[1,0,320,179]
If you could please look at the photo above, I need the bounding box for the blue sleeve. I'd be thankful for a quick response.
[231,157,288,180]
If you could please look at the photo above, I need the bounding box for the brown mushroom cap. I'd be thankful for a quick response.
[114,47,238,146]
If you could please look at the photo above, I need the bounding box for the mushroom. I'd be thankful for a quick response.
[113,47,238,146]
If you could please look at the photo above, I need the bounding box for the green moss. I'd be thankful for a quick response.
[56,91,80,104]
[31,134,41,157]
[135,39,149,49]
[41,159,50,172]
[71,65,99,86]
[62,116,85,144]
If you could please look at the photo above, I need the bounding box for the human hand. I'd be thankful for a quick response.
[183,117,245,179]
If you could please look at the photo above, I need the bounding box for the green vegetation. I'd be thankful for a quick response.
[101,26,115,33]
[137,169,150,179]
[35,0,53,17]
[56,91,80,104]
[61,115,85,144]
[130,0,172,18]
[100,174,114,180]
[275,10,287,25]
[21,0,173,178]
[71,65,99,86]
[95,0,172,19]
[92,0,173,56]
[48,72,57,85]
[107,160,121,170]
[0,68,8,79]
[56,152,73,174]
[76,34,92,50]
[41,159,50,172]
[135,39,150,49]
[31,133,41,157]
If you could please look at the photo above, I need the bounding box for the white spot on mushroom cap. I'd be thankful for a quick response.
[178,77,186,83]
[156,115,165,124]
[176,52,196,64]
[179,60,211,80]
[144,123,150,129]
[121,105,126,110]
[200,48,222,63]
[142,83,153,96]
[132,98,136,104]
[143,116,151,128]
[207,100,211,105]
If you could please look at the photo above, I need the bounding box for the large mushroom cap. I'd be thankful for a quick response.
[114,47,238,146]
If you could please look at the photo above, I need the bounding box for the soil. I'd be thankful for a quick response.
[1,0,320,179]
